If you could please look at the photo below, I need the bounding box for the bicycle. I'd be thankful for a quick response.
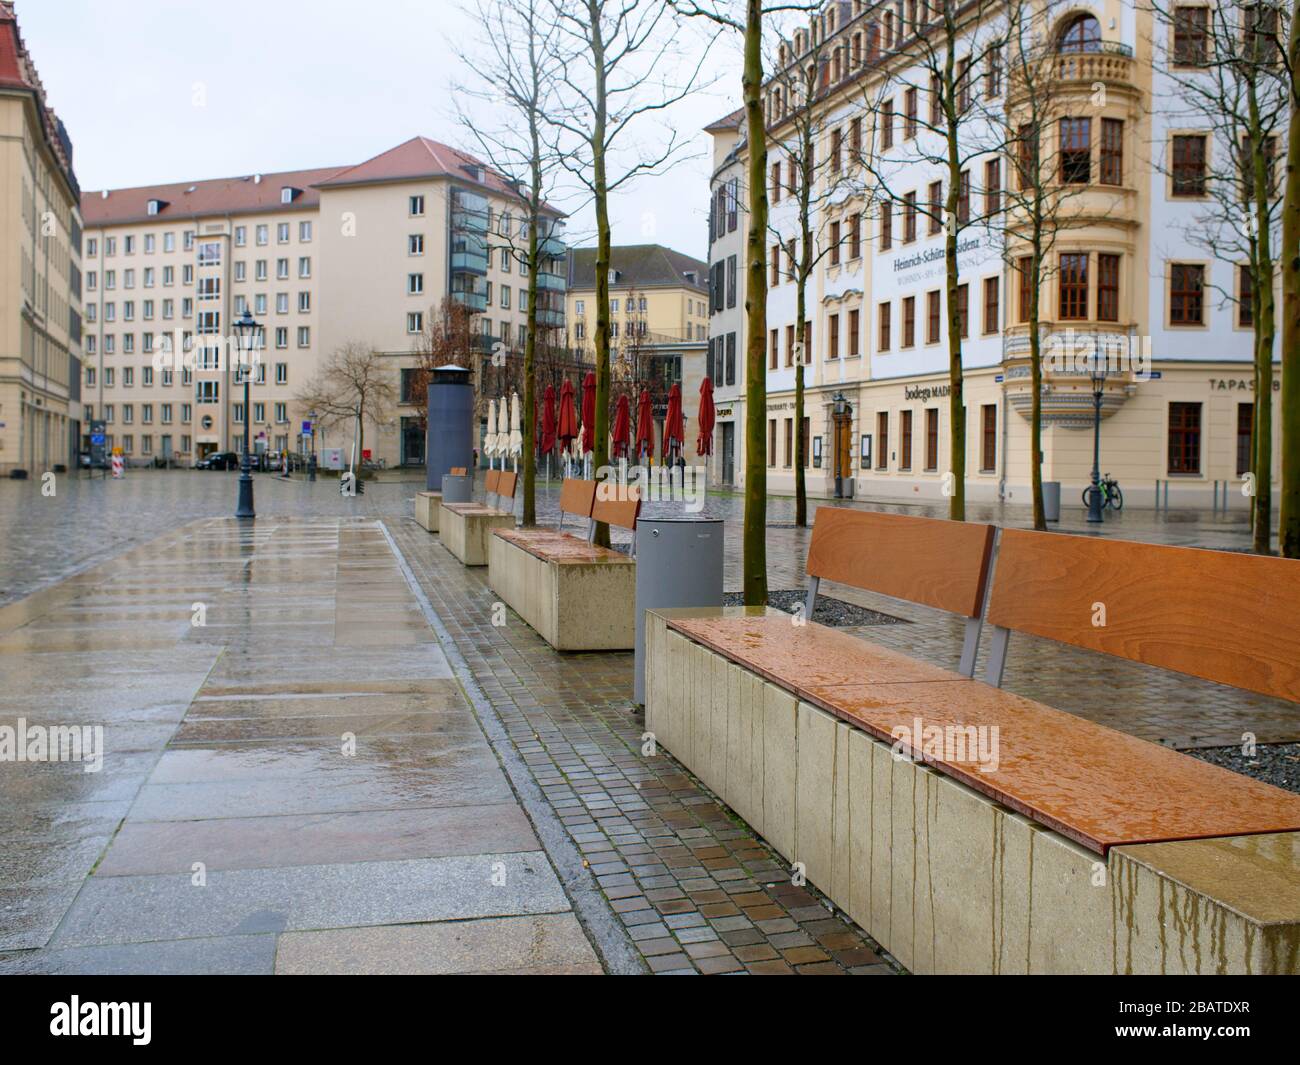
[1082,473,1123,512]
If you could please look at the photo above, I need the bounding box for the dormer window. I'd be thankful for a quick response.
[147,199,166,216]
[280,186,299,204]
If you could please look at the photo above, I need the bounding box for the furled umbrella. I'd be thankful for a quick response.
[557,379,578,476]
[612,394,631,461]
[580,371,597,462]
[634,389,653,464]
[508,391,523,471]
[662,382,684,465]
[485,397,498,468]
[696,377,716,457]
[541,384,558,480]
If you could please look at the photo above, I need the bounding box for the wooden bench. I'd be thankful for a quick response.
[488,479,641,650]
[440,470,517,566]
[646,512,1300,973]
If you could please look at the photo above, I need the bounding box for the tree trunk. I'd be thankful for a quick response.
[590,0,612,548]
[742,0,768,604]
[1028,240,1045,531]
[523,205,539,526]
[1248,75,1274,554]
[1281,1,1300,557]
[795,149,813,528]
[943,44,965,521]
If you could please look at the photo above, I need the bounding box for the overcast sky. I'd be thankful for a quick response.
[18,0,742,262]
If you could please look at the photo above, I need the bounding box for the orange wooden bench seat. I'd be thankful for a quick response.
[488,479,641,650]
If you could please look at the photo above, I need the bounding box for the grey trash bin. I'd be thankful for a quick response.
[441,474,472,504]
[1042,480,1061,522]
[634,517,724,706]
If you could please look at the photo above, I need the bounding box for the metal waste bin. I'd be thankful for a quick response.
[1042,480,1061,522]
[634,517,724,705]
[441,474,472,504]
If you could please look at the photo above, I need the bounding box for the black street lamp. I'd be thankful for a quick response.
[308,408,318,482]
[1086,350,1106,523]
[832,390,846,499]
[233,309,259,519]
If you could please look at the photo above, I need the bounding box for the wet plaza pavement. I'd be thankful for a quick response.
[1,469,1297,974]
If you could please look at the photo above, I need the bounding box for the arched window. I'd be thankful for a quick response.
[1058,13,1102,52]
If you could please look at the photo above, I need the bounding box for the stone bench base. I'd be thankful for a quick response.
[414,491,441,532]
[439,504,514,566]
[488,531,635,650]
[645,607,1300,974]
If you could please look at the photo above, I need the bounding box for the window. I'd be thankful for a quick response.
[771,161,782,202]
[1170,263,1205,324]
[902,295,916,346]
[1173,5,1209,66]
[298,257,311,279]
[1059,253,1089,319]
[1100,118,1124,185]
[981,405,997,472]
[928,180,943,234]
[903,193,917,243]
[276,258,289,280]
[830,221,842,265]
[407,312,424,333]
[1018,256,1033,321]
[1238,264,1255,327]
[299,221,312,243]
[770,329,779,369]
[984,159,1001,215]
[1017,124,1039,189]
[768,419,777,466]
[985,46,1002,97]
[1237,403,1254,475]
[876,412,889,470]
[1171,134,1207,196]
[878,301,892,350]
[410,195,425,216]
[1060,118,1091,183]
[930,73,942,125]
[277,223,290,244]
[1168,402,1202,474]
[905,87,918,139]
[771,244,781,286]
[849,214,861,259]
[900,410,913,469]
[299,291,311,313]
[956,170,970,224]
[880,202,893,249]
[408,273,424,295]
[880,99,894,150]
[276,362,288,385]
[1098,254,1120,321]
[276,292,289,314]
[982,277,999,333]
[926,290,941,343]
[850,116,863,160]
[848,308,860,357]
[831,128,843,173]
[924,408,939,471]
[785,324,795,366]
[256,225,268,246]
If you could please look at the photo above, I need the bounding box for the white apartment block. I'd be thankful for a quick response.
[708,0,1283,509]
[81,137,565,468]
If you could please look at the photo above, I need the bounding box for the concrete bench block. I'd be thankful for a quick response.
[414,491,441,532]
[439,504,514,567]
[644,612,1300,974]
[486,533,636,651]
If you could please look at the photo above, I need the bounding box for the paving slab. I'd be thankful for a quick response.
[0,935,277,975]
[274,913,602,975]
[52,852,570,947]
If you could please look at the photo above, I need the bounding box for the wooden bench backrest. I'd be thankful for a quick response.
[559,479,598,519]
[591,485,641,530]
[986,529,1300,702]
[450,467,467,477]
[485,469,500,495]
[806,508,996,619]
[496,471,518,500]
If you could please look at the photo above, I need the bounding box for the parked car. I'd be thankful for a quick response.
[196,451,239,470]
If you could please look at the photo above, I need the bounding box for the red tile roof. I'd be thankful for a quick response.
[1,1,78,198]
[81,166,347,227]
[315,136,524,198]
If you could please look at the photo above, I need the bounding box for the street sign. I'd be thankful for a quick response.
[302,420,313,434]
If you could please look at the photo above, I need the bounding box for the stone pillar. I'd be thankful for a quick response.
[426,364,474,492]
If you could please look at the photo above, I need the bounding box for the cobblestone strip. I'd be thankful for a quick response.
[387,518,901,975]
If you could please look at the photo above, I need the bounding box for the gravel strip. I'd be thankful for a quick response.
[723,589,907,628]
[1185,743,1300,795]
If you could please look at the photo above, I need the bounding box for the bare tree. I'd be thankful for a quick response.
[296,342,397,476]
[546,0,715,545]
[452,0,568,524]
[856,0,1013,521]
[1284,0,1300,556]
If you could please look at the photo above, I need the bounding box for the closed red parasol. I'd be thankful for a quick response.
[635,389,654,460]
[662,382,684,462]
[612,394,631,459]
[557,379,578,448]
[696,377,716,456]
[580,371,596,454]
[541,384,557,455]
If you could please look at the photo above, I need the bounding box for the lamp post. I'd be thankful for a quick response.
[1086,351,1106,523]
[308,409,318,482]
[832,390,846,499]
[233,309,259,519]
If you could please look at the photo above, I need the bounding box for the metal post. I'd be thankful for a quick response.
[236,359,255,519]
[1086,387,1103,523]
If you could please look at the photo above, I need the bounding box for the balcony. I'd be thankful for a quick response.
[451,289,488,314]
[536,270,565,292]
[1028,41,1136,92]
[451,250,488,276]
[538,233,567,260]
[537,307,565,329]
